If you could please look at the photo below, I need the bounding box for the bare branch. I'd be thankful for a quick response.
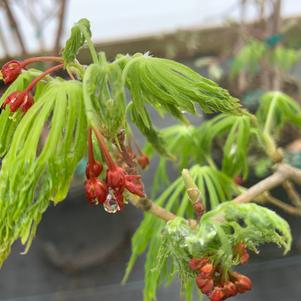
[282,180,301,208]
[234,163,301,204]
[1,0,27,54]
[54,0,68,52]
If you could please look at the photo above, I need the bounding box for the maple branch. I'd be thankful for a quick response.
[234,163,301,204]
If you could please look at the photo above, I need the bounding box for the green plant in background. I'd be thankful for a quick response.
[0,18,301,301]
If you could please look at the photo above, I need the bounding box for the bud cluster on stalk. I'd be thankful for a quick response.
[84,128,147,213]
[189,243,252,301]
[1,57,63,113]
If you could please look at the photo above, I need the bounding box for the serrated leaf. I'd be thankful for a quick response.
[256,91,301,132]
[62,18,91,64]
[123,53,241,126]
[0,79,87,266]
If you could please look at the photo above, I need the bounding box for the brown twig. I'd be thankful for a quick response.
[282,180,301,208]
[2,0,27,54]
[264,193,301,216]
[54,0,68,52]
[234,163,301,203]
[127,195,177,222]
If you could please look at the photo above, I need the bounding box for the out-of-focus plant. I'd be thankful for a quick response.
[0,18,301,301]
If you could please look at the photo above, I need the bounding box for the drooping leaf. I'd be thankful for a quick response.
[256,91,301,132]
[122,53,242,127]
[195,114,256,178]
[62,18,92,64]
[0,79,87,266]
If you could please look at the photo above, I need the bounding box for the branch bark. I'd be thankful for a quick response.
[54,0,68,52]
[234,163,301,203]
[2,0,27,54]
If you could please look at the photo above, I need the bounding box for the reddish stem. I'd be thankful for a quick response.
[22,56,64,66]
[92,126,116,170]
[88,128,95,165]
[25,63,64,92]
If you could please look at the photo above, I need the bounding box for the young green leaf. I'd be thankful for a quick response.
[83,63,126,138]
[62,18,91,64]
[256,91,301,132]
[122,53,242,127]
[231,40,267,78]
[0,79,87,266]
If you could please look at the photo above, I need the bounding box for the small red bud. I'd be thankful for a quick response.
[208,287,225,301]
[1,60,23,84]
[234,175,243,185]
[106,165,126,190]
[1,90,33,113]
[86,160,103,179]
[189,258,209,271]
[232,272,252,293]
[223,281,237,297]
[200,263,214,277]
[137,153,150,169]
[85,178,108,205]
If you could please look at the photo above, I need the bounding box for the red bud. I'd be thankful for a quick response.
[1,60,23,84]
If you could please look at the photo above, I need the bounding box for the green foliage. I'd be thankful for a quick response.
[0,69,41,156]
[128,200,291,301]
[124,165,237,300]
[256,91,301,132]
[62,18,91,64]
[83,63,126,137]
[270,47,300,71]
[122,53,242,124]
[231,40,267,78]
[0,79,87,266]
[195,114,257,178]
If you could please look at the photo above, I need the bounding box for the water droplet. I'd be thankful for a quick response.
[103,190,120,214]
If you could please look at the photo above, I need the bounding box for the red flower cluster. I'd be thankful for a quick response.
[84,128,145,213]
[137,153,150,169]
[1,57,64,113]
[189,257,252,301]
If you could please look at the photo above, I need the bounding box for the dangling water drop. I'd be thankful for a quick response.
[103,190,120,213]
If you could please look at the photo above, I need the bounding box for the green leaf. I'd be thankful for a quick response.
[231,40,267,78]
[270,47,300,71]
[62,18,91,64]
[256,91,301,132]
[195,114,256,178]
[124,165,237,301]
[0,79,87,266]
[163,202,291,272]
[123,53,242,125]
[83,63,126,137]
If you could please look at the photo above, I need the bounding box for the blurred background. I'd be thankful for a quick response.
[2,0,301,300]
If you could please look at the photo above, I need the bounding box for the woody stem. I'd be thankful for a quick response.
[25,64,64,92]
